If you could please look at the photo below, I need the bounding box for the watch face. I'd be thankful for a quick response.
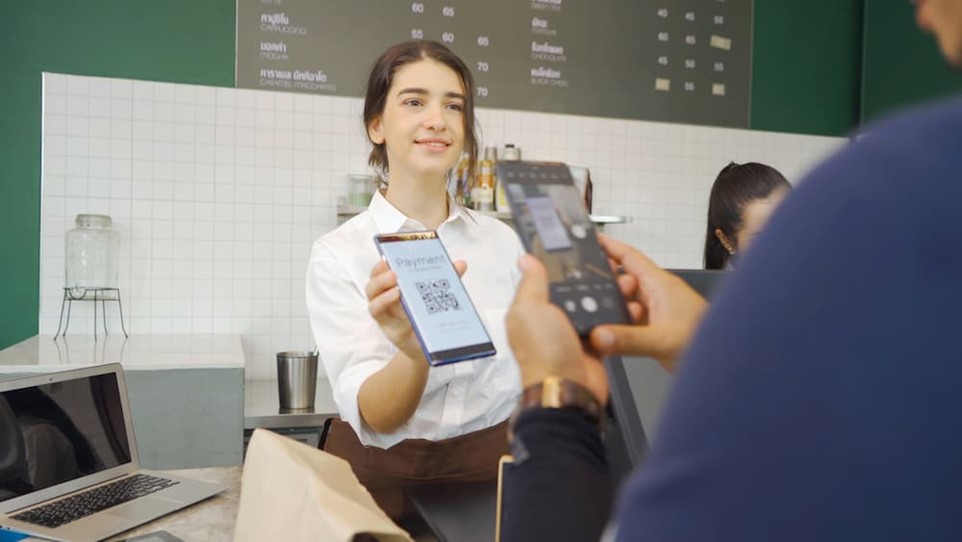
[517,377,603,426]
[542,375,568,409]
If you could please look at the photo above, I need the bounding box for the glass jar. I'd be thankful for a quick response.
[65,214,120,290]
[501,143,521,161]
[346,174,377,208]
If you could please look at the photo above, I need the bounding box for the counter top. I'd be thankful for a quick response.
[244,378,338,429]
[17,466,243,542]
[0,334,246,371]
[338,204,632,226]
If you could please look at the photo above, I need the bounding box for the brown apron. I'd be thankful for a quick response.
[324,418,509,520]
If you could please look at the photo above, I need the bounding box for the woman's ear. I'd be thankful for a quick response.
[715,228,736,254]
[367,117,384,144]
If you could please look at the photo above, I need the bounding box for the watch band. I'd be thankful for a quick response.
[513,375,604,428]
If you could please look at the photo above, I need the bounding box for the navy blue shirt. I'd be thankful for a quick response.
[616,98,962,540]
[503,98,962,542]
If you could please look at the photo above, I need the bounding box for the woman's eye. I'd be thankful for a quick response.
[403,99,423,107]
[446,103,464,112]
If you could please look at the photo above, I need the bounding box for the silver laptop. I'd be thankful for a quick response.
[0,364,226,541]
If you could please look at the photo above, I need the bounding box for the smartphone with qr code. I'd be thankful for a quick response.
[497,161,630,335]
[374,231,496,366]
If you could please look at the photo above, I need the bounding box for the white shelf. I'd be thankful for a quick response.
[335,205,631,226]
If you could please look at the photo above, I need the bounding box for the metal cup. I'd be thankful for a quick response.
[276,351,318,412]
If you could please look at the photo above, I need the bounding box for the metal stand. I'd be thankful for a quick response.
[54,287,129,340]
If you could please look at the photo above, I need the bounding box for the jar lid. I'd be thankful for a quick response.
[76,214,112,228]
[501,144,521,161]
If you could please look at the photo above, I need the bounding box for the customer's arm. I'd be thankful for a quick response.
[500,408,611,542]
[501,244,708,541]
[500,255,614,542]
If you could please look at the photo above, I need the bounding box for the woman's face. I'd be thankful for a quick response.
[734,189,788,254]
[367,58,466,183]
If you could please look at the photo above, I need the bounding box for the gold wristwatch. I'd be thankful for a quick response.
[512,375,604,429]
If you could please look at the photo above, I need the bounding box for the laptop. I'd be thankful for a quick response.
[0,364,226,542]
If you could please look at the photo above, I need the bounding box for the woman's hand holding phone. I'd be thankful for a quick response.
[366,257,469,364]
[358,256,469,433]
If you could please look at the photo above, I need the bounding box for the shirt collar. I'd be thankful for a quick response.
[369,189,466,233]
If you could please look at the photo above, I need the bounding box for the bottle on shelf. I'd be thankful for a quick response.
[452,152,472,207]
[495,144,520,212]
[474,146,498,212]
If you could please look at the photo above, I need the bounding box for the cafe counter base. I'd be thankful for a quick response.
[0,334,245,470]
[244,378,339,449]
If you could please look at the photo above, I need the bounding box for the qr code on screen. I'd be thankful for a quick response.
[416,279,461,314]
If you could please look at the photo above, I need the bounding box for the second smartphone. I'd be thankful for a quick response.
[374,231,496,366]
[497,161,630,335]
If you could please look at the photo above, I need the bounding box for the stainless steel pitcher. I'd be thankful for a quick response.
[276,351,318,412]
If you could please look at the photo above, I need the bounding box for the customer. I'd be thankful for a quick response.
[704,162,791,269]
[305,40,524,520]
[500,1,962,539]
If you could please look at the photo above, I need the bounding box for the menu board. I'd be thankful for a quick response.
[237,0,752,128]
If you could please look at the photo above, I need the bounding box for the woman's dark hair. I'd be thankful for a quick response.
[362,40,478,199]
[703,162,791,270]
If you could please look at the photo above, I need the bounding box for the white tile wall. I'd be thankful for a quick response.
[40,73,845,379]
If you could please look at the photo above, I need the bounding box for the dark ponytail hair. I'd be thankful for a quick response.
[704,162,791,270]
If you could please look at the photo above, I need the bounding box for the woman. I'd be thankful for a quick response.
[704,162,791,269]
[305,40,524,520]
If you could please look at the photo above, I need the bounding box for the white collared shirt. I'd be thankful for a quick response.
[305,191,525,448]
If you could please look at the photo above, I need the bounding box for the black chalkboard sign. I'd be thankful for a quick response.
[236,0,753,127]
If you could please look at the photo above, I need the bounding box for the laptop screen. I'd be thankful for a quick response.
[0,373,132,503]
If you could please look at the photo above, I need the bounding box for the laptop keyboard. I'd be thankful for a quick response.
[11,474,180,529]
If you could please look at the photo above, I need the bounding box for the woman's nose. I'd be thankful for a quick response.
[423,104,446,130]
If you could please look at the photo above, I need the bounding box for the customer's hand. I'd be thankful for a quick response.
[589,235,708,372]
[507,255,609,406]
[366,259,468,364]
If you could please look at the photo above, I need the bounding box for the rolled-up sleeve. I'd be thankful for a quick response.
[305,239,393,442]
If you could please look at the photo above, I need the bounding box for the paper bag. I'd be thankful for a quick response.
[233,428,413,542]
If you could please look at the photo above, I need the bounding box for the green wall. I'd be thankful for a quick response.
[0,1,941,350]
[0,1,235,350]
[750,0,864,135]
[861,0,962,123]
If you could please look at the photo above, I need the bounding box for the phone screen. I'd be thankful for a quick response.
[497,161,629,335]
[375,231,496,365]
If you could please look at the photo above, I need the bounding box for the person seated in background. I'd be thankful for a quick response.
[704,162,791,269]
[500,2,962,537]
